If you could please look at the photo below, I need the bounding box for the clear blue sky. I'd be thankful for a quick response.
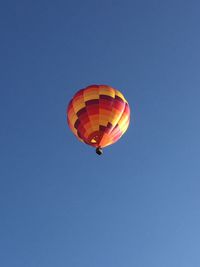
[0,0,200,266]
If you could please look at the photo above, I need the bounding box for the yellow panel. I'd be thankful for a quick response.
[109,103,125,129]
[115,89,127,102]
[110,119,129,140]
[68,109,78,120]
[83,88,99,101]
[118,115,129,131]
[107,109,123,127]
[85,85,99,93]
[70,115,78,126]
[99,86,115,98]
[121,120,130,134]
[72,97,85,113]
[84,92,99,101]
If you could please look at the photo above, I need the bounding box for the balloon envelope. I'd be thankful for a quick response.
[67,84,130,151]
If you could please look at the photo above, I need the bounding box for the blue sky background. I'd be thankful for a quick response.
[0,0,200,266]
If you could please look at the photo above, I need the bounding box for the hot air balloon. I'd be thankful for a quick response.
[67,84,130,155]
